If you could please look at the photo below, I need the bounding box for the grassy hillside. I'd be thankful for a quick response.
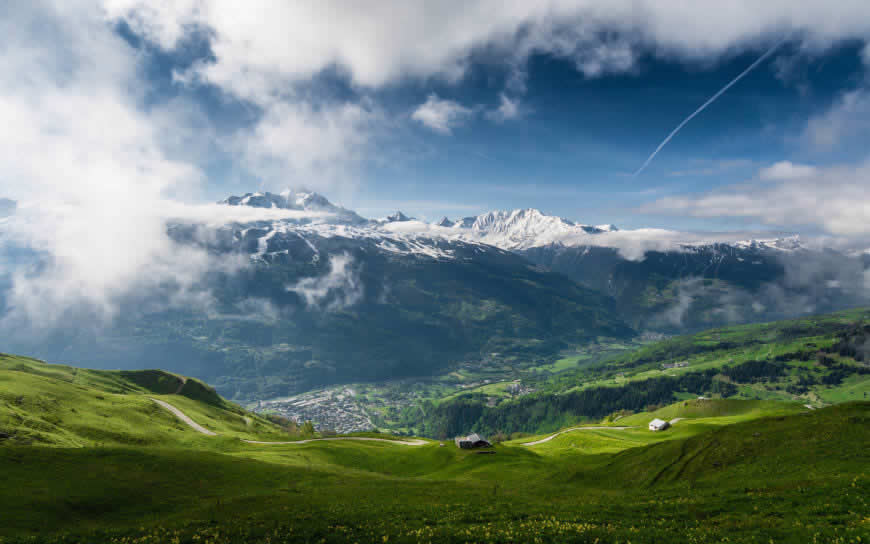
[0,380,866,542]
[420,308,870,436]
[0,354,296,447]
[594,402,869,488]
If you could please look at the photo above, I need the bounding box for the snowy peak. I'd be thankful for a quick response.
[437,208,614,250]
[221,189,338,212]
[220,189,366,225]
[279,188,336,211]
[470,208,573,233]
[733,235,804,252]
[436,216,455,228]
[383,211,413,223]
[221,192,292,209]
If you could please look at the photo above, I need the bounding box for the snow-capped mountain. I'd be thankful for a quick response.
[732,235,804,252]
[221,189,367,225]
[214,190,809,261]
[381,211,413,223]
[441,208,614,250]
[208,190,861,337]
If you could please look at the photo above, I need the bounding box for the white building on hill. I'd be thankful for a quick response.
[648,418,670,432]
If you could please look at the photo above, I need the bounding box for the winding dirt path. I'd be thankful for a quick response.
[521,426,634,446]
[150,398,217,436]
[150,397,425,446]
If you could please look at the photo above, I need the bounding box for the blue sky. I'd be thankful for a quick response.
[111,17,868,232]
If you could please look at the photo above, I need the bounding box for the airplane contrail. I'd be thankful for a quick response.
[633,37,789,177]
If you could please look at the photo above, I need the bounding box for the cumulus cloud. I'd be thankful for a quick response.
[0,1,219,326]
[287,253,363,311]
[486,93,524,122]
[758,160,818,180]
[102,1,870,185]
[646,160,870,238]
[106,1,870,91]
[236,100,382,189]
[411,94,473,134]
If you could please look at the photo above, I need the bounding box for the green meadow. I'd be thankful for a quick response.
[1,352,868,543]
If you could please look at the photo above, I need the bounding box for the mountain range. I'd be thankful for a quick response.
[5,189,868,400]
[212,190,868,330]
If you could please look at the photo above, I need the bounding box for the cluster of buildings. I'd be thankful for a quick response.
[256,388,375,433]
[506,380,535,396]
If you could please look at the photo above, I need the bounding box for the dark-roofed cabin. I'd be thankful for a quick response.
[454,433,492,449]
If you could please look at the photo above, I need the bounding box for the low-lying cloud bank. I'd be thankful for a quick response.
[287,253,364,312]
[647,160,870,239]
[651,253,870,331]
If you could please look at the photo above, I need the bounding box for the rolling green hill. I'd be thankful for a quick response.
[0,354,295,447]
[420,308,870,437]
[1,351,868,543]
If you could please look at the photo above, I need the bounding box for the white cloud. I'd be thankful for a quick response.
[0,2,318,329]
[287,253,363,311]
[646,79,870,240]
[646,161,870,237]
[105,1,870,93]
[0,2,222,326]
[759,161,818,180]
[98,0,870,196]
[411,94,472,134]
[486,93,524,122]
[236,100,381,189]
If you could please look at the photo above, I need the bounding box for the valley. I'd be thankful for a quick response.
[1,309,868,543]
[1,349,867,543]
[253,339,644,434]
[5,8,870,543]
[6,191,869,405]
[251,308,870,437]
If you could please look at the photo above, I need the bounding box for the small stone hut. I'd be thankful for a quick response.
[454,433,492,449]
